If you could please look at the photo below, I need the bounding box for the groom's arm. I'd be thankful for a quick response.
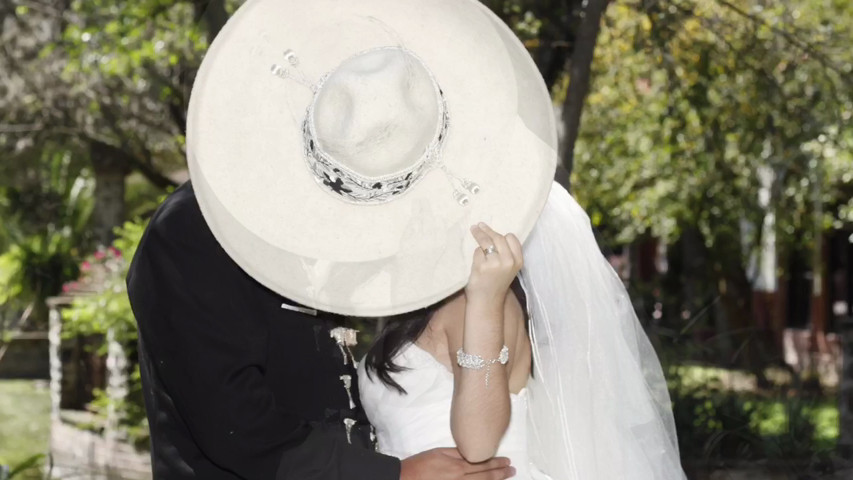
[127,188,400,480]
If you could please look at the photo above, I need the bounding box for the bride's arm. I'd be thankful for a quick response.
[448,224,524,463]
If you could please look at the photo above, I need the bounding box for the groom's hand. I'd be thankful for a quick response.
[400,448,515,479]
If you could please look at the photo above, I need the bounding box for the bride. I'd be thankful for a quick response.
[361,218,535,476]
[359,183,688,479]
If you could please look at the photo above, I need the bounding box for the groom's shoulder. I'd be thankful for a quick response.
[127,182,206,298]
[147,181,207,236]
[152,181,200,224]
[135,181,220,259]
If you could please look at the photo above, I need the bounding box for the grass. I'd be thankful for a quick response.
[0,380,51,479]
[751,399,839,450]
[670,364,840,460]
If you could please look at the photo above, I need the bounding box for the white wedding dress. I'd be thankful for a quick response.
[357,344,552,480]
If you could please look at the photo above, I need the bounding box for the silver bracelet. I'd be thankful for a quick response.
[456,345,509,386]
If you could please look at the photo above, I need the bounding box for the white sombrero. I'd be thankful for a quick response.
[187,0,557,316]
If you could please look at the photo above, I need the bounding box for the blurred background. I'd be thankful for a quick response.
[0,0,851,478]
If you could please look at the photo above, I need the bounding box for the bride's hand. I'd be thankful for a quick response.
[464,223,523,306]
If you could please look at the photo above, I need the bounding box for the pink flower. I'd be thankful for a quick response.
[108,246,122,258]
[80,261,91,272]
[94,251,105,260]
[62,284,71,293]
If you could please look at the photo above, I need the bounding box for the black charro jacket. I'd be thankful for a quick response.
[127,182,399,480]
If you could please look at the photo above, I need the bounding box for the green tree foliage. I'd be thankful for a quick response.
[577,0,851,242]
[0,0,230,322]
[573,0,852,346]
[0,0,215,188]
[0,148,94,328]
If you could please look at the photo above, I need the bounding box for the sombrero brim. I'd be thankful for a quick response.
[187,0,557,316]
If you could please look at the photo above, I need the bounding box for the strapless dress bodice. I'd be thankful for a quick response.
[357,343,550,480]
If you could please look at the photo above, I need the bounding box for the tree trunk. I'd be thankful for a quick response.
[195,0,228,44]
[90,141,129,246]
[560,0,611,188]
[811,235,830,354]
[30,293,50,331]
[718,262,766,383]
[839,314,853,459]
[811,153,829,355]
[839,231,853,460]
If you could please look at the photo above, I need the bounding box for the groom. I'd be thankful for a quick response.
[127,182,516,479]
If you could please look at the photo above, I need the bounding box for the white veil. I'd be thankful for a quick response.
[521,182,686,479]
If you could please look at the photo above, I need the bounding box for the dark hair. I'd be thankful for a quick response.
[364,278,528,394]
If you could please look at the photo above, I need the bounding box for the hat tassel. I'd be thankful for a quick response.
[439,164,480,206]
